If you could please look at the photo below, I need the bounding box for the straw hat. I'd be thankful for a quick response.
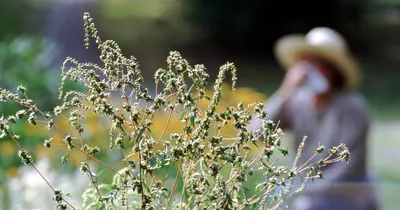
[274,27,360,89]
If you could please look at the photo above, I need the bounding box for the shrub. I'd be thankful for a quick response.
[0,13,349,210]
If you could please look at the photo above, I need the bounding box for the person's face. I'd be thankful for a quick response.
[297,55,340,91]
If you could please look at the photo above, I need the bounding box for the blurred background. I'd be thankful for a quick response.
[0,0,399,209]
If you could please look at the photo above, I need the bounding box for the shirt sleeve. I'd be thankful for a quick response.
[250,91,292,132]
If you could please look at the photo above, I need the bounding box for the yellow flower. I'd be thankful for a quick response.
[23,122,48,136]
[35,146,52,159]
[6,166,18,177]
[68,149,86,166]
[0,141,15,158]
[233,86,267,105]
[86,112,104,135]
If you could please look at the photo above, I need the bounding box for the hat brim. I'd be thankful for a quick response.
[274,34,360,89]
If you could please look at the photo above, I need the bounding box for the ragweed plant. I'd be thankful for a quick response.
[0,13,350,210]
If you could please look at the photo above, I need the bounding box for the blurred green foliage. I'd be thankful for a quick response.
[0,36,81,115]
[0,36,82,178]
[98,0,196,50]
[0,0,34,40]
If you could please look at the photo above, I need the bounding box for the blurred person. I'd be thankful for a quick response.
[253,27,380,210]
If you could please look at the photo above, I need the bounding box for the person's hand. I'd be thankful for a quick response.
[277,63,308,101]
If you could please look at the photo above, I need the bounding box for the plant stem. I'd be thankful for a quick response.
[77,131,103,202]
[226,149,264,183]
[155,81,158,98]
[73,146,122,176]
[50,122,122,176]
[155,160,176,204]
[5,129,77,210]
[138,142,145,207]
[180,161,188,210]
[238,185,276,210]
[154,105,174,149]
[166,161,182,210]
[297,153,317,171]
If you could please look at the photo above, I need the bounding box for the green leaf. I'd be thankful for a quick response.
[221,154,234,163]
[101,196,111,202]
[255,183,264,192]
[260,160,270,169]
[61,155,68,163]
[148,156,159,170]
[252,140,259,148]
[136,128,145,143]
[203,158,209,168]
[101,184,117,191]
[179,110,187,120]
[243,187,250,197]
[192,78,198,86]
[97,170,104,179]
[161,188,169,198]
[278,147,289,156]
[161,155,171,166]
[201,95,211,100]
[190,114,195,127]
[143,181,150,193]
[96,202,106,210]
